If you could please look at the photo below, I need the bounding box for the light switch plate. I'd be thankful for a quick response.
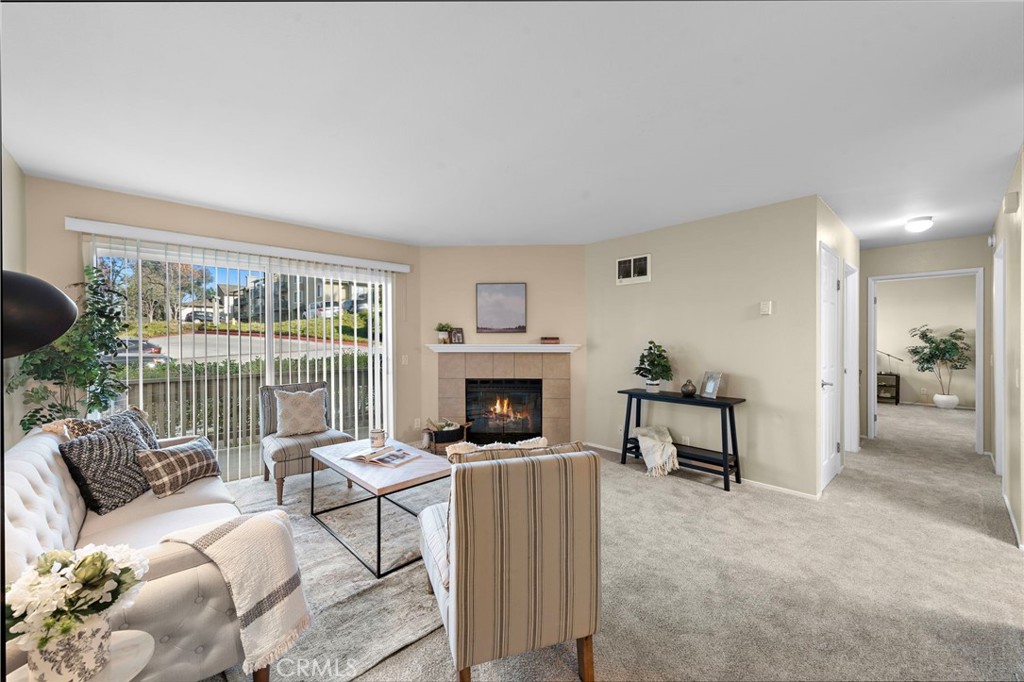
[759,300,773,315]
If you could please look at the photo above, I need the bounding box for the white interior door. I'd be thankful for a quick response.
[820,245,842,491]
[844,263,860,453]
[994,243,1006,482]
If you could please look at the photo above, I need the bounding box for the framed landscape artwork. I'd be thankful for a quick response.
[476,283,527,333]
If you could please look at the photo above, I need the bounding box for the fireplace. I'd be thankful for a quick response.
[466,378,543,444]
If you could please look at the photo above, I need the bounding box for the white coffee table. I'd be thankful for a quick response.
[309,438,450,578]
[7,630,154,682]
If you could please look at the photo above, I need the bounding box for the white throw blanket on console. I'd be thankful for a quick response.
[162,510,311,673]
[635,425,679,478]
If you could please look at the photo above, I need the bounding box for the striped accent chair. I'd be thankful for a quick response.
[419,449,601,682]
[259,381,353,504]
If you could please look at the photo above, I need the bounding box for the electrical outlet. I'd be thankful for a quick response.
[401,355,409,366]
[414,418,421,429]
[920,387,927,394]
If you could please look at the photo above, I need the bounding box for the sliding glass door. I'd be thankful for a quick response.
[91,236,393,480]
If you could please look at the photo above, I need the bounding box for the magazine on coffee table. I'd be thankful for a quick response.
[344,445,420,468]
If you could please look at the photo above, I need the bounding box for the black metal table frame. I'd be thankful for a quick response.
[309,466,441,578]
[618,389,744,491]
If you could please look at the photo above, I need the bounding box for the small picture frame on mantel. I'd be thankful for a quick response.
[450,328,465,344]
[699,371,723,399]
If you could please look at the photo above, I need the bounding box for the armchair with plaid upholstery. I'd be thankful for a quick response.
[259,380,353,504]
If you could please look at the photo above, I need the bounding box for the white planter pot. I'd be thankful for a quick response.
[437,332,449,344]
[27,615,110,681]
[933,394,960,409]
[644,380,661,393]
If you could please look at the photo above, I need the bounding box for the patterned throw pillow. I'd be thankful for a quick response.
[446,440,586,464]
[136,437,221,498]
[49,407,160,449]
[274,388,328,437]
[59,420,152,515]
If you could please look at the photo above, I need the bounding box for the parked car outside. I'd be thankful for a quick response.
[101,353,170,369]
[119,338,162,354]
[184,311,214,323]
[311,301,343,318]
[341,296,369,314]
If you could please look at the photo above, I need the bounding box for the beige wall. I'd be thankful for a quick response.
[876,276,978,407]
[21,177,426,443]
[859,235,993,449]
[417,246,587,440]
[2,147,28,448]
[586,196,830,496]
[992,147,1023,545]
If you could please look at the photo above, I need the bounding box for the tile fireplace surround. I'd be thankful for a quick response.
[435,351,571,445]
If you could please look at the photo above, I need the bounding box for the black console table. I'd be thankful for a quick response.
[617,388,746,491]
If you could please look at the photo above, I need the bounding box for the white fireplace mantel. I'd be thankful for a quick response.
[426,344,580,354]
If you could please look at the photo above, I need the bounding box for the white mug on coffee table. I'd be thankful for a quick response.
[370,429,387,448]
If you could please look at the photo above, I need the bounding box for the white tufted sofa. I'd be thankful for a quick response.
[4,429,282,681]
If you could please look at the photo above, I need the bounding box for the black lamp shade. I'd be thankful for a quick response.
[2,270,79,358]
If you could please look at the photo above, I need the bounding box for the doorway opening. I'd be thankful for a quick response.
[866,269,984,454]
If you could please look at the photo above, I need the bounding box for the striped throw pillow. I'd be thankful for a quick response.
[446,440,586,464]
[136,436,221,498]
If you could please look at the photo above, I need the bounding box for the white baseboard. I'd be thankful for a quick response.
[743,478,822,501]
[583,441,622,455]
[587,441,822,500]
[1003,493,1023,550]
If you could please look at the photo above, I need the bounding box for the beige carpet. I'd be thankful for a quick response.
[212,405,1024,681]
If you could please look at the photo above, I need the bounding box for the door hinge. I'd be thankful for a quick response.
[873,296,877,305]
[837,279,841,291]
[836,442,841,454]
[873,414,878,422]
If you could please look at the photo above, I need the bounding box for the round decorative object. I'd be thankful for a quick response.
[680,379,697,398]
[26,615,111,682]
[933,394,960,409]
[438,331,450,344]
[644,380,661,393]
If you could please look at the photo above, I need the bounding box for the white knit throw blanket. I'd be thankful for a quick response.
[162,510,311,673]
[635,425,679,478]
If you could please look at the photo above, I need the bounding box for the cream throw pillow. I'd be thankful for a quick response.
[274,388,328,437]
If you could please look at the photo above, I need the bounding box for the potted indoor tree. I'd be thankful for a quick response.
[5,266,127,430]
[634,340,673,392]
[906,325,972,409]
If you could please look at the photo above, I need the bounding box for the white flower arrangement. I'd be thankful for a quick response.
[4,544,148,651]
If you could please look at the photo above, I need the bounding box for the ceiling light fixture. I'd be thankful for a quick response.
[904,217,934,233]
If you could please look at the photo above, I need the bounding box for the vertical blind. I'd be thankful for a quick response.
[88,234,395,481]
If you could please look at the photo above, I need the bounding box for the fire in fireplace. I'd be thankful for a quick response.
[466,378,542,444]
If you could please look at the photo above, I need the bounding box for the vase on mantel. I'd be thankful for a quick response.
[644,380,661,393]
[26,615,111,682]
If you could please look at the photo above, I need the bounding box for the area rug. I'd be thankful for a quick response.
[202,470,448,682]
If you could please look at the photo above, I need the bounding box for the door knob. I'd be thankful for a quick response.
[821,380,834,388]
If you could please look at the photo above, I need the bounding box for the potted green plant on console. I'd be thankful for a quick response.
[906,325,972,409]
[634,340,673,393]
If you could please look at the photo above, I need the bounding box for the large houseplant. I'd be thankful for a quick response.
[906,325,972,409]
[634,340,673,392]
[5,266,127,430]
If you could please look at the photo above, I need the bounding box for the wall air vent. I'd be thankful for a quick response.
[616,254,651,286]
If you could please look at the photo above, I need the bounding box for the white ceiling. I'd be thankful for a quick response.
[2,2,1021,249]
